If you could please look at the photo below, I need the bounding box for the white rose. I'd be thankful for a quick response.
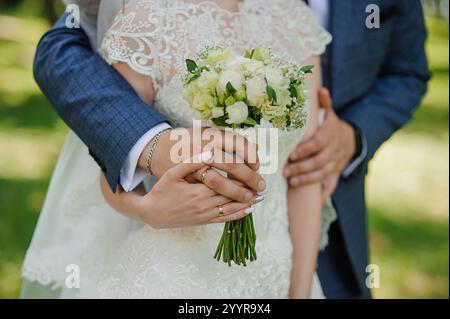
[246,76,266,106]
[217,70,244,93]
[265,67,288,89]
[243,59,264,74]
[212,107,225,118]
[225,56,246,72]
[226,101,249,125]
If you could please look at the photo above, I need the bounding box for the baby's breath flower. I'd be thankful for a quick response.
[271,116,287,128]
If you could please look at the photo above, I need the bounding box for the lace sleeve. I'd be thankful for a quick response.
[254,0,332,63]
[98,0,161,81]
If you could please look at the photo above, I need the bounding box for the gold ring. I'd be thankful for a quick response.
[201,168,211,183]
[218,206,225,217]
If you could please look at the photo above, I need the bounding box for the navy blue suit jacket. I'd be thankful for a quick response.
[317,0,430,298]
[33,0,430,298]
[33,14,168,191]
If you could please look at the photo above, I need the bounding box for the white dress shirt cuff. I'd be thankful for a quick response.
[342,132,368,178]
[120,123,172,192]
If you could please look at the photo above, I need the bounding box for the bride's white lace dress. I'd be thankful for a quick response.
[22,0,335,299]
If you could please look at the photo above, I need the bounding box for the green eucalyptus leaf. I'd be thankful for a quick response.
[187,73,201,84]
[226,82,237,95]
[186,59,199,74]
[289,85,298,99]
[266,84,277,103]
[300,65,314,74]
[249,49,255,59]
[244,117,257,126]
[211,116,230,128]
[248,106,261,125]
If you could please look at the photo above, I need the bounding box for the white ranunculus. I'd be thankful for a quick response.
[226,101,249,125]
[261,101,287,121]
[183,82,197,104]
[246,76,266,106]
[265,67,288,89]
[197,70,219,93]
[192,94,215,119]
[276,87,294,108]
[217,70,244,93]
[206,49,233,65]
[252,46,271,62]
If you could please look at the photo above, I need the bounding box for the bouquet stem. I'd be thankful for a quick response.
[214,127,259,266]
[214,214,257,266]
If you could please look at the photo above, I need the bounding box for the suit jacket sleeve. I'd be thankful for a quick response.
[338,0,430,175]
[33,14,168,191]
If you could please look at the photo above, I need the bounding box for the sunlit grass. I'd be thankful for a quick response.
[367,17,449,298]
[0,14,448,298]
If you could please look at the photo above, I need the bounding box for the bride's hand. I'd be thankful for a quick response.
[139,128,266,203]
[101,151,256,229]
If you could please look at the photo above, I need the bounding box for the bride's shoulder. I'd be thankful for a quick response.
[99,0,167,38]
[245,0,310,14]
[248,0,332,61]
[267,0,318,20]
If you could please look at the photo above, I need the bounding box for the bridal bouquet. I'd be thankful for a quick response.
[183,45,312,266]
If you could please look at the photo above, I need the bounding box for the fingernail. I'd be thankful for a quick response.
[255,195,265,204]
[200,150,213,163]
[258,180,266,192]
[244,192,253,202]
[245,207,254,215]
[257,190,269,196]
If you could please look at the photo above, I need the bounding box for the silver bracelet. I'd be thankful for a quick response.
[145,130,168,176]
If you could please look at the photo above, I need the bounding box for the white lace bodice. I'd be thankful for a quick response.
[100,0,331,127]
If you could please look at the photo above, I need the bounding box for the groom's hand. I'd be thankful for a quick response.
[139,128,265,203]
[284,89,356,201]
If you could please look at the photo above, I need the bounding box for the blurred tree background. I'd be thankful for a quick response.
[0,0,448,298]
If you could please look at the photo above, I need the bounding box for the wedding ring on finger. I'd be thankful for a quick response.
[218,206,225,217]
[201,168,212,183]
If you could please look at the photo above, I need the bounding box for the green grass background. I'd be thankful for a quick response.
[0,7,448,299]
